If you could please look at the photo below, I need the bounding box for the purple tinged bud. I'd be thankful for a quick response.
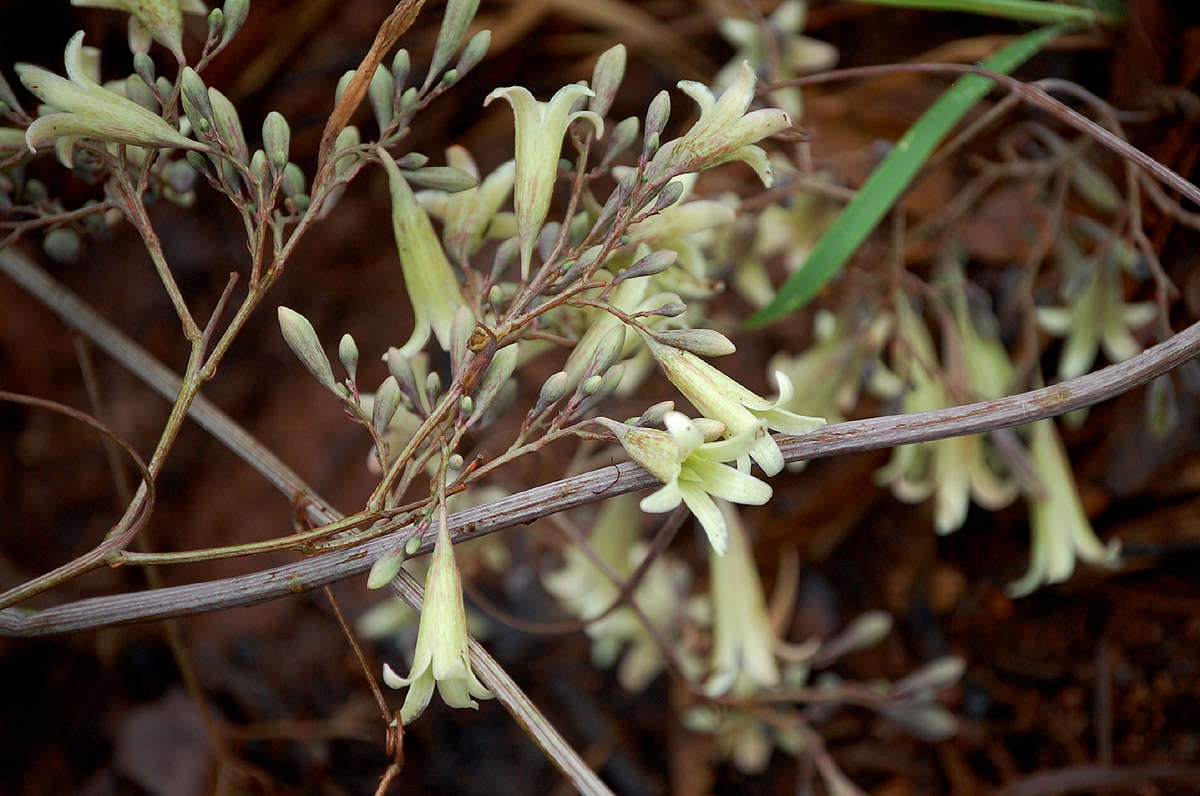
[651,327,736,357]
[589,44,625,118]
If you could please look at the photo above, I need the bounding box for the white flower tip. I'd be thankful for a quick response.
[382,663,407,689]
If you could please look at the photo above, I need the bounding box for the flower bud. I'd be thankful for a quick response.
[339,332,359,381]
[813,611,892,666]
[535,372,571,421]
[128,16,152,54]
[334,70,355,105]
[332,126,360,179]
[644,90,670,153]
[651,328,736,357]
[600,116,639,168]
[455,29,490,78]
[458,396,473,416]
[43,227,81,264]
[589,44,625,118]
[281,162,306,197]
[369,64,393,131]
[180,67,213,134]
[367,544,406,589]
[278,306,336,390]
[441,68,459,85]
[427,0,481,87]
[633,400,674,427]
[404,165,477,193]
[124,74,157,113]
[132,52,155,87]
[207,87,248,162]
[425,370,442,400]
[392,49,410,91]
[207,8,224,37]
[165,159,197,193]
[221,0,250,46]
[448,453,465,469]
[372,376,402,436]
[891,656,965,699]
[262,111,290,171]
[581,374,603,395]
[613,249,676,287]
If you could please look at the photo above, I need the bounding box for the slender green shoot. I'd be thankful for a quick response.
[849,0,1123,26]
[748,24,1070,327]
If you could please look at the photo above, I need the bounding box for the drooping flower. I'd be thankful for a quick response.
[706,501,780,697]
[483,82,603,277]
[653,61,792,187]
[382,502,492,724]
[715,0,837,119]
[16,31,199,157]
[874,290,1015,533]
[1037,246,1156,382]
[638,332,825,476]
[595,411,772,554]
[542,495,689,691]
[1006,418,1120,597]
[380,149,471,356]
[71,0,208,62]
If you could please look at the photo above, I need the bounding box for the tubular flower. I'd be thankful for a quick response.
[380,149,471,356]
[654,61,792,187]
[1037,254,1156,382]
[541,495,688,692]
[1007,419,1120,597]
[417,145,515,264]
[639,332,825,476]
[71,0,208,62]
[484,82,603,277]
[16,31,199,157]
[706,501,780,697]
[382,503,492,724]
[874,294,1015,533]
[595,411,771,554]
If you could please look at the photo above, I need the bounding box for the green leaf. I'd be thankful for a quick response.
[849,0,1122,26]
[748,24,1071,327]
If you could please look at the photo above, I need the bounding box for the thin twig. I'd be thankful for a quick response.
[1,312,1197,636]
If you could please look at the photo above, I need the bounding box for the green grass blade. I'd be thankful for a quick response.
[850,0,1122,26]
[747,24,1070,328]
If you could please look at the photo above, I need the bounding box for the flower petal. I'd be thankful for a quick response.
[679,482,727,554]
[640,481,682,513]
[686,458,772,506]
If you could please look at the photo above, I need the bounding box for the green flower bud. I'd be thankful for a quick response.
[180,67,213,132]
[425,370,442,400]
[458,396,473,416]
[441,68,458,85]
[132,51,155,86]
[601,116,638,167]
[427,0,481,88]
[155,76,172,100]
[278,306,336,390]
[589,44,625,118]
[332,126,360,179]
[369,64,394,131]
[165,159,197,193]
[221,0,250,47]
[454,29,490,78]
[398,86,418,114]
[207,87,248,162]
[405,534,422,556]
[581,374,603,395]
[334,70,355,105]
[367,544,406,589]
[448,453,464,470]
[281,162,305,197]
[372,376,402,436]
[651,327,736,357]
[338,332,359,381]
[644,90,670,153]
[613,249,676,286]
[534,370,569,416]
[124,74,157,113]
[207,7,224,37]
[391,48,410,92]
[261,110,290,171]
[403,165,477,193]
[43,227,82,264]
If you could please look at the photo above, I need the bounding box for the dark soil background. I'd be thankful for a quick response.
[2,1,1200,794]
